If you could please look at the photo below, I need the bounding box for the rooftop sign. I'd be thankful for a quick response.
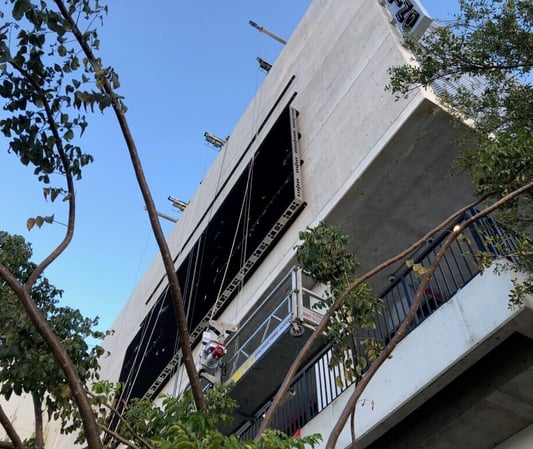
[380,0,432,38]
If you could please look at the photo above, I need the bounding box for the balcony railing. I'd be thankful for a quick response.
[234,210,523,439]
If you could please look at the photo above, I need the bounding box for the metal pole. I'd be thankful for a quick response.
[249,20,287,45]
[143,205,178,223]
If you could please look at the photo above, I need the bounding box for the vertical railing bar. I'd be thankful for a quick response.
[457,225,480,279]
[432,262,447,307]
[388,288,400,330]
[303,365,311,423]
[406,270,421,327]
[440,242,460,292]
[439,251,455,297]
[449,238,470,284]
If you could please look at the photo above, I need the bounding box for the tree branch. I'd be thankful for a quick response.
[53,0,207,413]
[255,193,493,438]
[96,423,141,449]
[0,404,26,449]
[86,390,154,449]
[6,59,77,291]
[325,181,533,449]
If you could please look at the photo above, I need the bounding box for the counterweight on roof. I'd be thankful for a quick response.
[168,196,188,212]
[143,205,177,223]
[204,132,226,150]
[257,57,272,73]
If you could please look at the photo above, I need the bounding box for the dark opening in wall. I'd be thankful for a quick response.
[119,105,304,400]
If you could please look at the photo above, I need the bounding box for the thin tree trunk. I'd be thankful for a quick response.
[0,404,25,449]
[31,394,44,449]
[53,0,207,414]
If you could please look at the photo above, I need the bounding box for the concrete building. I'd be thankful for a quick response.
[98,1,533,448]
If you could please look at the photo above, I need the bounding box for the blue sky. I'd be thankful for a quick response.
[1,0,459,334]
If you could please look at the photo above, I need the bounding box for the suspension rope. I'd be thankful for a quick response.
[207,27,268,327]
[230,31,266,323]
[118,287,168,405]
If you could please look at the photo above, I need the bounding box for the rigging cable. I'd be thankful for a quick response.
[118,286,169,405]
[172,94,232,393]
[207,27,266,326]
[231,30,266,324]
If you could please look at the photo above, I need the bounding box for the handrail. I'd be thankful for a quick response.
[222,267,326,384]
[235,209,524,438]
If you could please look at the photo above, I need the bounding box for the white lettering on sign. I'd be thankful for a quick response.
[380,0,432,38]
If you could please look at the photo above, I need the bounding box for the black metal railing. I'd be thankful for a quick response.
[234,209,522,439]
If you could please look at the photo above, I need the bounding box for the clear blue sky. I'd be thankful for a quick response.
[0,1,459,335]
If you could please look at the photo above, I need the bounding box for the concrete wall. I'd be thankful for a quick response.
[496,425,533,449]
[0,394,36,442]
[100,0,430,386]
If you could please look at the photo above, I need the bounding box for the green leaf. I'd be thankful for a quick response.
[64,129,74,140]
[13,0,31,20]
[111,71,120,89]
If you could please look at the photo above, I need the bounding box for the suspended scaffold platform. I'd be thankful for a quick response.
[220,267,326,432]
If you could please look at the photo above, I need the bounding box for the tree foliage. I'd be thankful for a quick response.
[0,0,307,447]
[0,2,130,446]
[388,0,532,223]
[1,0,207,446]
[0,0,117,185]
[87,382,320,449]
[388,0,533,303]
[0,231,106,448]
[296,223,383,387]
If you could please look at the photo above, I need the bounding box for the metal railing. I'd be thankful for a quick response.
[235,210,523,439]
[222,267,326,385]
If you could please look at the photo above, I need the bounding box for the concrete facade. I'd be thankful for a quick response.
[98,1,533,448]
[3,1,531,448]
[101,0,471,382]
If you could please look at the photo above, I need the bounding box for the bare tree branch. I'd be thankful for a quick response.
[325,181,533,449]
[96,423,141,449]
[255,193,492,439]
[86,390,154,449]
